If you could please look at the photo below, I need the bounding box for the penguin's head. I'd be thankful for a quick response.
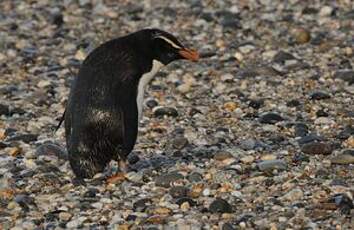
[147,29,199,65]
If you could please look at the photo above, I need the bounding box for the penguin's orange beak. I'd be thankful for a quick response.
[179,48,199,62]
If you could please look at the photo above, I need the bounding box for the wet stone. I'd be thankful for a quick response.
[292,152,310,163]
[334,70,354,85]
[259,112,284,124]
[133,198,152,212]
[286,99,301,107]
[330,150,354,164]
[214,151,233,161]
[51,12,64,27]
[248,99,264,109]
[301,142,333,155]
[209,198,233,213]
[337,126,354,140]
[273,51,296,63]
[297,134,325,145]
[187,172,203,182]
[127,152,140,164]
[309,91,331,100]
[155,171,184,188]
[84,188,99,198]
[145,99,158,109]
[222,223,236,230]
[153,106,178,118]
[316,109,329,117]
[0,104,10,116]
[294,123,309,137]
[36,143,67,160]
[7,134,38,143]
[239,138,256,150]
[171,137,189,150]
[330,193,354,215]
[257,160,287,171]
[169,186,189,198]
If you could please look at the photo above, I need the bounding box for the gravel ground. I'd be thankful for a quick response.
[1,0,354,229]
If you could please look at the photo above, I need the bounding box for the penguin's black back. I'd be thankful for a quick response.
[65,31,153,178]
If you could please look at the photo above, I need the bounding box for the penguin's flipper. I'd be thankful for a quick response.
[55,109,66,132]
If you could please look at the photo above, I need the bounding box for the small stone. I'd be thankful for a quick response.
[145,99,158,109]
[36,143,67,160]
[330,193,354,215]
[261,154,277,161]
[344,136,354,148]
[7,147,22,157]
[298,134,325,145]
[293,27,311,44]
[66,217,86,228]
[223,102,238,112]
[239,138,256,150]
[214,151,233,161]
[189,183,204,198]
[153,207,172,215]
[334,70,354,85]
[273,51,296,63]
[187,172,203,182]
[330,152,354,164]
[301,142,332,155]
[257,160,287,171]
[316,109,329,117]
[169,186,189,198]
[177,83,191,94]
[202,188,210,197]
[125,171,143,183]
[133,198,152,212]
[52,12,64,27]
[59,212,72,222]
[176,197,197,206]
[286,99,301,107]
[314,117,334,125]
[145,215,166,224]
[240,155,255,164]
[248,99,264,109]
[309,91,331,100]
[281,188,304,202]
[74,49,86,61]
[84,188,98,198]
[209,198,233,213]
[222,223,236,230]
[180,201,190,211]
[259,112,284,124]
[172,137,188,150]
[337,126,354,140]
[37,80,51,88]
[0,104,10,116]
[153,106,178,118]
[155,171,184,188]
[294,123,309,137]
[319,6,333,17]
[7,134,38,143]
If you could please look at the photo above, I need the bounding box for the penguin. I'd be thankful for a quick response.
[63,29,199,179]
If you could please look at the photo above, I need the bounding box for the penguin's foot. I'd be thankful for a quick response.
[72,177,86,186]
[107,172,126,184]
[118,159,128,173]
[106,160,129,184]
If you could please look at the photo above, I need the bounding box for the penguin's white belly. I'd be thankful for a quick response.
[137,60,164,120]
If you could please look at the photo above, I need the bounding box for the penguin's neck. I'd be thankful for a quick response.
[137,59,164,120]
